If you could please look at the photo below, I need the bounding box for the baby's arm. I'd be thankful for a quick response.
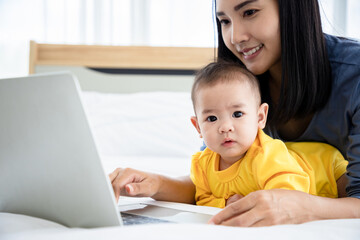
[110,168,195,203]
[190,151,227,208]
[195,186,227,208]
[196,187,244,208]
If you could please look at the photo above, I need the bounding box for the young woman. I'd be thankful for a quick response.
[208,0,360,226]
[110,0,360,226]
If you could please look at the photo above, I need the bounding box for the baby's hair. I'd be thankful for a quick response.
[191,61,262,108]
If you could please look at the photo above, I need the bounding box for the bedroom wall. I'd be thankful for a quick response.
[1,0,359,79]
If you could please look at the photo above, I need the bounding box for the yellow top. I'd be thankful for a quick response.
[190,130,348,208]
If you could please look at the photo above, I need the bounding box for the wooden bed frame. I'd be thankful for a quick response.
[29,41,215,73]
[29,41,215,93]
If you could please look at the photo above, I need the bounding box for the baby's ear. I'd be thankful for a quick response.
[258,103,269,129]
[190,116,202,137]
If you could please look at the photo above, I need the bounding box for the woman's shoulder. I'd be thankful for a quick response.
[325,34,360,90]
[325,34,360,67]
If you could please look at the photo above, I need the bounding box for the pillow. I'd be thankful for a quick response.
[82,91,203,158]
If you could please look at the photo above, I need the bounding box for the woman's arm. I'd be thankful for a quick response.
[109,168,195,204]
[208,189,360,227]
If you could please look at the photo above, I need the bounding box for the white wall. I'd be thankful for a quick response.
[0,0,359,79]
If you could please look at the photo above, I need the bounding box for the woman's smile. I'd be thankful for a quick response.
[239,43,264,59]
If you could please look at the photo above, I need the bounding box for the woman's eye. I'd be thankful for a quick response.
[233,111,243,118]
[243,9,257,17]
[219,19,229,26]
[206,116,217,122]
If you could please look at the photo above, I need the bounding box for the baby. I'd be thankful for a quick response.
[189,61,348,208]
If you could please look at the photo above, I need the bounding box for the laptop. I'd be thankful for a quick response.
[0,72,216,228]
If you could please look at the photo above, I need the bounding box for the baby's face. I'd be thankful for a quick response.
[193,79,263,167]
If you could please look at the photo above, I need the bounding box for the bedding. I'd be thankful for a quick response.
[83,91,201,159]
[1,90,360,240]
[82,91,201,176]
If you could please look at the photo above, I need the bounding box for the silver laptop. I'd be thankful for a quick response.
[0,72,213,228]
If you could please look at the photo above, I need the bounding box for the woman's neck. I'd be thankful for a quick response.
[267,64,314,140]
[268,65,282,103]
[278,114,314,140]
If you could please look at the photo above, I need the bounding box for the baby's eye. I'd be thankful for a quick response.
[233,111,243,118]
[206,116,217,122]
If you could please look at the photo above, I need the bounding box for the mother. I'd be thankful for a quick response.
[110,0,360,226]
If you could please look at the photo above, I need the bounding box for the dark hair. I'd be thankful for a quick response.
[191,61,261,108]
[213,0,332,126]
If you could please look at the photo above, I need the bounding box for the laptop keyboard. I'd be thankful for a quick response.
[121,212,172,225]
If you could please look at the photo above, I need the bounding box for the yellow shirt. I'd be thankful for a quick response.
[190,130,348,208]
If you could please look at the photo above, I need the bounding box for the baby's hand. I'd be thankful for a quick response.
[226,194,244,206]
[109,168,160,201]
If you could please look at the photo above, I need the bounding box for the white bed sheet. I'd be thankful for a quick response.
[1,91,360,239]
[1,213,360,240]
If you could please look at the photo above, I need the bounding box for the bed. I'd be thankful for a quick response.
[1,42,360,240]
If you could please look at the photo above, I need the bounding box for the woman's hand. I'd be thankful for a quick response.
[226,194,244,206]
[109,168,161,201]
[209,189,360,227]
[209,189,315,227]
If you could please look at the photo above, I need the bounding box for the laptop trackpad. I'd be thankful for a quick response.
[123,205,212,224]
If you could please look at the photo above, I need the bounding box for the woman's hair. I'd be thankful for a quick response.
[191,61,261,108]
[213,0,332,126]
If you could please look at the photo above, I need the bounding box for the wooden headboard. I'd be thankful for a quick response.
[29,41,215,73]
[29,41,215,93]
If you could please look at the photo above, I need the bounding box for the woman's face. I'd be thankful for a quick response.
[216,0,281,75]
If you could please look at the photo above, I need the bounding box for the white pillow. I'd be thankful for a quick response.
[82,91,202,158]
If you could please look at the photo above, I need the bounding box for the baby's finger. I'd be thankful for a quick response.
[109,168,122,182]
